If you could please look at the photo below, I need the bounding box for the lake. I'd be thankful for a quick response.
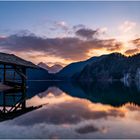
[0,81,140,138]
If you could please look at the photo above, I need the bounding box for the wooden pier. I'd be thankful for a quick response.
[0,52,39,89]
[0,52,41,121]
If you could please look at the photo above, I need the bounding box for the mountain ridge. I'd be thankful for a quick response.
[56,52,140,81]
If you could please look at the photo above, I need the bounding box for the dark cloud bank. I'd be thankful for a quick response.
[0,29,124,61]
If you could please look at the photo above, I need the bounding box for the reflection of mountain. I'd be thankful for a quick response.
[38,86,63,98]
[25,81,140,107]
[56,81,87,98]
[26,81,55,98]
[56,81,140,107]
[38,62,63,73]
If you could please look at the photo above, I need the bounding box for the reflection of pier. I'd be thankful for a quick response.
[0,89,42,122]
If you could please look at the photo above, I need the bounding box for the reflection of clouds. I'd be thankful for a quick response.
[3,95,124,138]
[124,104,140,121]
[0,121,108,139]
[125,104,140,112]
[0,122,77,139]
[12,98,125,126]
[76,124,99,134]
[75,124,108,134]
[1,94,140,138]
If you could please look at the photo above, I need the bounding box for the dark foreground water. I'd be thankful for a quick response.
[0,81,140,138]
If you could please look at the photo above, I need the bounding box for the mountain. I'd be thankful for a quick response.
[56,54,107,79]
[50,64,63,73]
[57,52,140,81]
[27,68,52,80]
[38,62,63,73]
[2,65,53,81]
[38,62,50,70]
[75,53,140,81]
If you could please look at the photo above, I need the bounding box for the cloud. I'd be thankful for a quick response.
[46,61,66,66]
[73,24,86,31]
[54,21,69,31]
[96,39,123,51]
[97,27,108,34]
[131,38,140,47]
[0,32,124,61]
[75,28,98,40]
[82,39,123,51]
[119,21,136,33]
[125,38,140,55]
[125,48,139,55]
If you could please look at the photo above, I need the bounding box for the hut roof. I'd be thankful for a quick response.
[0,52,39,68]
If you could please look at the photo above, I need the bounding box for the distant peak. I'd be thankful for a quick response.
[38,62,63,73]
[38,62,49,70]
[38,62,47,65]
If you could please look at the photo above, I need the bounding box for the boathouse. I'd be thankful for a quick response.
[0,52,39,89]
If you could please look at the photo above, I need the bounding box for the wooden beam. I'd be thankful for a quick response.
[3,64,6,83]
[14,68,27,80]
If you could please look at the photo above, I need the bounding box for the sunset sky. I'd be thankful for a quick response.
[0,1,140,66]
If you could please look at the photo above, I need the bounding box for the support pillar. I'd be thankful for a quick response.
[21,68,26,90]
[3,64,6,83]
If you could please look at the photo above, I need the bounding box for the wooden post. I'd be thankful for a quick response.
[21,67,26,90]
[3,92,6,113]
[13,71,16,81]
[3,64,6,83]
[21,67,26,109]
[21,89,26,110]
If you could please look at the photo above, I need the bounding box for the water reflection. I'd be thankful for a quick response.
[55,81,140,107]
[0,88,43,122]
[0,81,140,138]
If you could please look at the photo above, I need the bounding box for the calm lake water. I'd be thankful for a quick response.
[0,81,140,138]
